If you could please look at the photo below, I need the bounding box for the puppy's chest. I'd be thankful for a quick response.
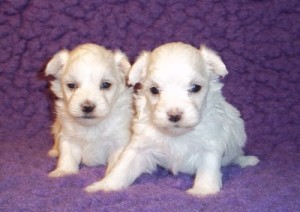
[73,130,115,166]
[66,127,115,151]
[159,140,203,175]
[71,128,107,144]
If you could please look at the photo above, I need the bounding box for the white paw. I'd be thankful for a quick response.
[48,168,78,177]
[236,156,260,168]
[85,181,117,193]
[85,180,123,193]
[186,186,220,197]
[48,149,59,158]
[245,156,260,167]
[85,182,106,193]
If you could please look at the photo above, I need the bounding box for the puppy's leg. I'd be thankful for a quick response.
[48,119,61,158]
[105,147,124,174]
[187,152,222,197]
[233,155,260,168]
[48,133,60,158]
[85,142,154,193]
[48,139,81,177]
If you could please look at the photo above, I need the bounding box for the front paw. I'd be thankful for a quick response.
[85,182,107,193]
[187,186,220,197]
[48,149,59,158]
[48,168,78,178]
[187,178,221,197]
[85,179,124,193]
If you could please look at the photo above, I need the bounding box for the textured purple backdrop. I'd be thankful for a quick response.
[0,0,299,211]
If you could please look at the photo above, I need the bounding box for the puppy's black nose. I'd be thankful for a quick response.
[168,114,182,123]
[82,103,95,113]
[167,109,183,123]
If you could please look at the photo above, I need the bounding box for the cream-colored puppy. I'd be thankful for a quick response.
[45,43,132,183]
[85,42,259,196]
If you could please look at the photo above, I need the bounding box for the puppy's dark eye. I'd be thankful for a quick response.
[67,83,77,90]
[150,86,160,95]
[188,84,201,93]
[100,82,111,90]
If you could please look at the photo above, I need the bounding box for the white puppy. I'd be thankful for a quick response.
[45,43,132,182]
[85,42,259,196]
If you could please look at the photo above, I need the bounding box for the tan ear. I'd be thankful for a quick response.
[128,51,150,86]
[45,49,69,78]
[45,49,69,98]
[114,50,131,77]
[200,45,228,77]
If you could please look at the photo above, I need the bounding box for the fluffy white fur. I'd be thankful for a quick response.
[85,42,259,196]
[45,43,133,186]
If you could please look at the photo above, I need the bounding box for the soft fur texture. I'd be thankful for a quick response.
[85,42,259,196]
[45,44,133,187]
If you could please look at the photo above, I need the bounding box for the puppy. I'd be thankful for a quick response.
[45,43,132,182]
[85,42,259,196]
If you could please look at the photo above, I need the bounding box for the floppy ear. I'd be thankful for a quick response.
[45,50,69,98]
[45,50,69,78]
[128,51,150,86]
[114,50,131,78]
[200,45,228,77]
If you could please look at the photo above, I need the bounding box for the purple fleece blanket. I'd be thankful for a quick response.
[1,0,299,211]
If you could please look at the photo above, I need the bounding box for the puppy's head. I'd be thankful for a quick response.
[129,42,227,135]
[45,43,131,126]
